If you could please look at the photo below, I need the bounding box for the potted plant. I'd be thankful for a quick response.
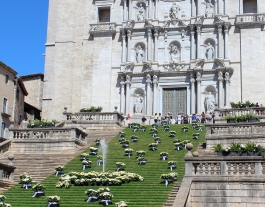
[160,152,169,161]
[224,115,236,123]
[151,124,158,129]
[181,126,188,132]
[19,173,32,189]
[256,145,265,157]
[116,201,128,207]
[137,157,147,165]
[197,124,203,131]
[191,121,197,129]
[124,148,133,157]
[119,138,125,144]
[136,150,146,158]
[235,115,247,123]
[246,114,260,123]
[213,143,223,156]
[192,133,200,140]
[149,143,158,151]
[95,138,101,145]
[121,140,130,148]
[82,160,92,170]
[230,101,238,108]
[55,165,64,176]
[80,153,89,161]
[85,189,98,202]
[161,120,167,126]
[229,142,241,156]
[116,162,126,171]
[244,141,256,156]
[163,125,170,131]
[154,137,161,144]
[160,173,177,186]
[0,195,6,204]
[174,142,183,151]
[133,125,139,132]
[89,147,98,155]
[128,123,133,128]
[96,106,103,112]
[46,196,60,207]
[32,183,45,197]
[98,192,113,206]
[182,140,190,148]
[150,128,158,137]
[140,125,147,132]
[97,155,103,165]
[173,139,181,143]
[169,131,176,137]
[119,132,125,137]
[168,161,177,171]
[130,135,138,142]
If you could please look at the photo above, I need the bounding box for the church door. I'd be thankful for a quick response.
[162,88,187,119]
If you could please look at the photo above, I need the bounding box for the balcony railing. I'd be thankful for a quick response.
[236,13,265,25]
[1,105,12,117]
[89,22,116,35]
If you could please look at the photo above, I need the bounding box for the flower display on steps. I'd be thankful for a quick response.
[46,195,60,207]
[19,173,32,189]
[160,172,178,186]
[116,200,128,207]
[32,183,45,197]
[54,165,64,176]
[160,152,169,161]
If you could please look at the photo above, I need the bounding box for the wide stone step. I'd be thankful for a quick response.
[163,183,181,207]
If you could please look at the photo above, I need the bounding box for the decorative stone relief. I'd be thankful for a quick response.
[89,23,116,35]
[168,43,180,64]
[169,3,180,20]
[164,63,184,71]
[125,20,135,28]
[124,62,134,72]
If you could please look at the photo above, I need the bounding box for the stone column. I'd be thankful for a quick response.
[120,76,125,114]
[196,26,201,59]
[197,0,201,15]
[224,0,227,14]
[127,30,132,61]
[153,75,158,114]
[239,0,243,14]
[218,71,223,108]
[122,30,127,62]
[125,75,131,115]
[191,0,195,16]
[218,0,222,14]
[217,25,222,58]
[214,0,218,15]
[154,0,158,19]
[149,0,153,18]
[123,0,128,21]
[154,28,159,61]
[224,24,229,59]
[190,74,195,114]
[146,74,152,115]
[257,0,260,13]
[190,26,195,59]
[147,29,152,61]
[196,72,202,114]
[225,72,230,107]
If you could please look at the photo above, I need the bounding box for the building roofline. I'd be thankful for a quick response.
[17,77,28,96]
[0,61,18,75]
[20,73,44,81]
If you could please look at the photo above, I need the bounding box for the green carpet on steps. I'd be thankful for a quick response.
[3,124,205,207]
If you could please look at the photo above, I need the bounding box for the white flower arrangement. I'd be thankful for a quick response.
[160,152,169,156]
[116,201,128,207]
[89,147,98,152]
[55,165,64,171]
[32,183,45,192]
[125,148,134,153]
[46,195,60,202]
[116,162,126,167]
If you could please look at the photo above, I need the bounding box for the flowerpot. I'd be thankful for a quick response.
[131,139,138,142]
[175,146,182,151]
[191,124,197,129]
[139,160,147,165]
[169,134,176,137]
[122,144,129,148]
[80,157,87,161]
[141,129,146,132]
[217,151,223,156]
[22,183,32,189]
[182,129,188,132]
[152,133,158,137]
[248,118,258,123]
[133,128,138,132]
[227,120,235,123]
[95,142,100,146]
[241,152,248,156]
[125,152,132,157]
[100,199,112,206]
[90,152,97,155]
[47,202,59,207]
[169,165,176,171]
[149,147,157,151]
[198,126,203,131]
[83,164,91,170]
[116,167,125,171]
[55,170,64,176]
[32,190,44,197]
[193,135,199,140]
[229,151,237,156]
[160,156,168,161]
[86,196,98,202]
[97,159,103,165]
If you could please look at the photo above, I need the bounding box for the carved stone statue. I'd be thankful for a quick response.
[168,44,180,63]
[135,45,144,63]
[136,4,145,21]
[205,0,214,17]
[134,94,143,113]
[169,3,180,20]
[204,92,215,113]
[205,43,214,60]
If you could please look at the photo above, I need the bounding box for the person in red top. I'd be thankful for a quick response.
[126,114,131,124]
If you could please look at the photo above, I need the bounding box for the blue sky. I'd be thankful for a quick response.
[0,1,49,76]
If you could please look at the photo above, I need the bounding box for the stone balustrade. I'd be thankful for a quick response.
[0,140,11,155]
[0,163,15,184]
[215,107,265,117]
[89,23,116,35]
[63,112,124,123]
[185,157,265,176]
[10,127,86,141]
[236,13,265,25]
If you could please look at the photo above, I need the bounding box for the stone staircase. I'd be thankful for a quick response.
[163,183,181,207]
[0,127,123,193]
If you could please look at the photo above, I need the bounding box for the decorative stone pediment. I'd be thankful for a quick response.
[194,59,205,69]
[214,59,226,68]
[89,23,116,35]
[124,62,135,72]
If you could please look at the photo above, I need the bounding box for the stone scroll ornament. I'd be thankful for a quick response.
[168,44,180,64]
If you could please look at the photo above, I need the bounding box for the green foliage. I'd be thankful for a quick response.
[80,106,103,112]
[213,143,223,152]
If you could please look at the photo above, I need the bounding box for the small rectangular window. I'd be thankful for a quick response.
[5,75,9,84]
[98,7,110,22]
[243,0,257,13]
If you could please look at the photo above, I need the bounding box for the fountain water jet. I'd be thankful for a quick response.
[99,139,108,172]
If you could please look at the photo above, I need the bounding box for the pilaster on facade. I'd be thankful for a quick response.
[153,75,158,114]
[196,71,202,114]
[120,76,126,114]
[125,75,131,115]
[217,70,224,108]
[146,74,152,115]
[224,71,230,107]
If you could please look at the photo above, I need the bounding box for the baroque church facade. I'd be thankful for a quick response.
[42,0,265,120]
